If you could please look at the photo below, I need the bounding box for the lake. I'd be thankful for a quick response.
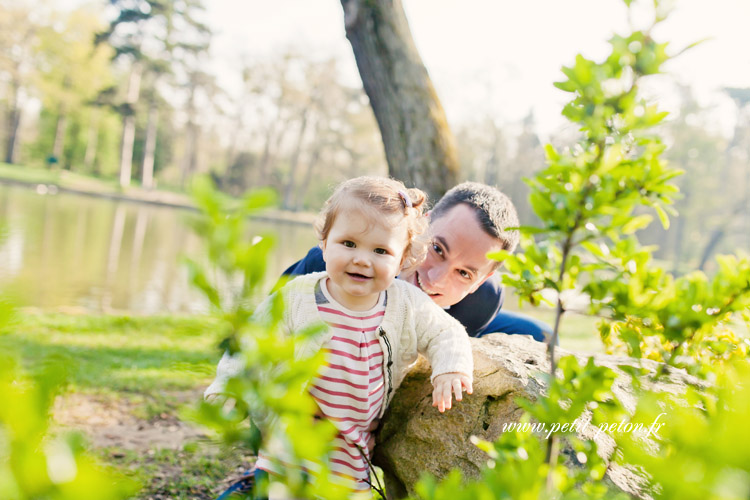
[0,183,319,314]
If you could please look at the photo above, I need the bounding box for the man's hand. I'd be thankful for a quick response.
[432,372,473,413]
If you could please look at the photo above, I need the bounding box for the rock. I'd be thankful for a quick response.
[372,333,702,499]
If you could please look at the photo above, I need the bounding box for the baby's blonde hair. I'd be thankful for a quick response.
[315,176,429,273]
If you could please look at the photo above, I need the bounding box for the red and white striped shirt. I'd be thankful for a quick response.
[257,277,386,492]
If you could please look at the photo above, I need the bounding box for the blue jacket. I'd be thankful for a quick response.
[281,246,505,337]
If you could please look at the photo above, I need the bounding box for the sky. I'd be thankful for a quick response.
[204,0,750,138]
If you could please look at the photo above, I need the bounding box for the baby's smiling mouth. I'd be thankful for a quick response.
[347,272,372,280]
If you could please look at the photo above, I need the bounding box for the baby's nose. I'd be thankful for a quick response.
[352,252,371,266]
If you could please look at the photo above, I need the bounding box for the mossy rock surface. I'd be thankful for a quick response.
[373,333,701,499]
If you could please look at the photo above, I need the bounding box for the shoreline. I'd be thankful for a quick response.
[0,174,316,227]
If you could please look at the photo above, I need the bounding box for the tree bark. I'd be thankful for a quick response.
[340,0,459,201]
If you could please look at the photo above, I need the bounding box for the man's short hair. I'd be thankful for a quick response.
[431,182,520,254]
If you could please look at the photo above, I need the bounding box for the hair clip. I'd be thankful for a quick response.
[397,190,413,208]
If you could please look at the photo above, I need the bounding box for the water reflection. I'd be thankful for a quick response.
[0,184,318,314]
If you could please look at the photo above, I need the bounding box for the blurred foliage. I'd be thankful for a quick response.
[417,0,750,499]
[186,176,356,499]
[590,248,750,377]
[617,358,750,500]
[0,222,133,498]
[0,310,136,499]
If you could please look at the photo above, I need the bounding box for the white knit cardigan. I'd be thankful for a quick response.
[205,272,474,417]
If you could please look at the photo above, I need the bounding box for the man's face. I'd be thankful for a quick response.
[402,203,502,307]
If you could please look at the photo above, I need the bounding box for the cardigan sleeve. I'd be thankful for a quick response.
[411,290,474,383]
[204,292,279,400]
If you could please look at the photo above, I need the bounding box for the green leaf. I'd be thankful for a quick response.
[516,226,548,235]
[622,214,653,234]
[487,250,512,263]
[653,204,670,229]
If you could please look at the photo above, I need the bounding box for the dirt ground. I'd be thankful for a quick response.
[52,391,253,499]
[53,391,207,451]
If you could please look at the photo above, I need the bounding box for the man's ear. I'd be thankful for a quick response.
[469,270,495,294]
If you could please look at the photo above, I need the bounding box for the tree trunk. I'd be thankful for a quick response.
[181,121,199,189]
[119,62,143,188]
[83,109,100,173]
[698,200,746,271]
[224,110,244,178]
[295,141,324,211]
[120,114,137,187]
[4,85,22,164]
[282,107,311,210]
[141,103,158,189]
[671,183,690,274]
[257,84,289,187]
[52,110,67,166]
[181,80,200,189]
[340,0,459,201]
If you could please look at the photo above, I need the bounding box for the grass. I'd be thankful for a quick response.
[1,312,220,399]
[100,444,254,500]
[0,311,244,499]
[505,303,604,353]
[0,161,65,184]
[0,162,120,191]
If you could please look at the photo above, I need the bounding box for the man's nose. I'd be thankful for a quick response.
[426,263,448,287]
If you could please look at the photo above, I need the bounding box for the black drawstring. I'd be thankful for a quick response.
[356,443,386,499]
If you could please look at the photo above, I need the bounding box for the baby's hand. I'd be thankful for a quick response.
[432,372,473,413]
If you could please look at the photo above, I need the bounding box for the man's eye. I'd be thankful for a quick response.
[432,244,443,256]
[374,248,387,255]
[458,270,471,280]
[343,241,355,248]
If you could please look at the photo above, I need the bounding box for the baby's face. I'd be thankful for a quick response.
[321,209,408,311]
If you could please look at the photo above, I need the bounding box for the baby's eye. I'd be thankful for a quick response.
[343,241,355,248]
[374,248,388,255]
[432,243,443,256]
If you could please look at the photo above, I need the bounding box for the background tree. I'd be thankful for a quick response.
[340,0,459,201]
[0,0,39,165]
[214,51,385,209]
[33,7,114,170]
[696,86,750,269]
[96,0,210,188]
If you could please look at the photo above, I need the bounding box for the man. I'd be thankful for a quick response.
[284,181,551,342]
